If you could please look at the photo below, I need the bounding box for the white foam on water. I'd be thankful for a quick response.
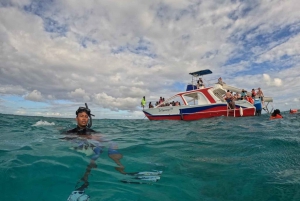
[32,120,55,126]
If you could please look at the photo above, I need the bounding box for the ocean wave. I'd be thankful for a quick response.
[32,120,55,126]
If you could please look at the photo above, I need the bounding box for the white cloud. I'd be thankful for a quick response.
[263,74,283,87]
[0,85,27,95]
[93,92,138,111]
[24,90,44,102]
[68,88,90,101]
[15,109,26,115]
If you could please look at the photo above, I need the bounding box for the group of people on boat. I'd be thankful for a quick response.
[143,96,182,109]
[153,97,181,108]
[223,87,265,109]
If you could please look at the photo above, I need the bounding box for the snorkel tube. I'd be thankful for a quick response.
[85,103,94,128]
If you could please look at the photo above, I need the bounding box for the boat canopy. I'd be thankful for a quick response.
[189,69,212,77]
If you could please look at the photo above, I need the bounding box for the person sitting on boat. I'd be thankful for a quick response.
[246,94,254,104]
[251,89,256,98]
[233,93,238,100]
[241,89,247,99]
[197,78,204,89]
[149,102,154,108]
[218,77,225,85]
[159,97,163,104]
[270,109,283,119]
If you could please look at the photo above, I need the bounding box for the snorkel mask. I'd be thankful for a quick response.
[76,103,95,128]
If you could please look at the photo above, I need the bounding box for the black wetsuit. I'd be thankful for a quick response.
[67,126,96,135]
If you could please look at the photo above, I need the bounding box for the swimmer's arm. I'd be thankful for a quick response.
[90,133,110,142]
[60,134,108,142]
[59,136,78,140]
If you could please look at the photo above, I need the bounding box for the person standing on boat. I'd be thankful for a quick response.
[225,90,235,109]
[257,87,265,107]
[141,96,146,109]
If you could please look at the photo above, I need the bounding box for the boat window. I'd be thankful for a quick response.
[183,92,209,105]
[183,93,198,105]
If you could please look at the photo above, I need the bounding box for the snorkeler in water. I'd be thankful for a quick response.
[64,104,125,200]
[64,103,162,201]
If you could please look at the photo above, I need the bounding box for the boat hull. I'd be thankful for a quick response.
[143,103,256,121]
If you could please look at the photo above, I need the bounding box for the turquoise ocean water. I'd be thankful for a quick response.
[1,112,300,201]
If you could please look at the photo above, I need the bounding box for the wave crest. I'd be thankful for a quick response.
[32,120,55,126]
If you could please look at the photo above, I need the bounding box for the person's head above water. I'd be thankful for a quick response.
[76,109,89,128]
[75,103,94,128]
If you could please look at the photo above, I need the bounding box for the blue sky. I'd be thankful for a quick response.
[1,0,300,118]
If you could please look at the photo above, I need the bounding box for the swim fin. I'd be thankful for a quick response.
[67,190,90,201]
[125,170,163,176]
[121,170,163,184]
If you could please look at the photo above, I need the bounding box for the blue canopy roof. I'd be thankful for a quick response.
[189,69,212,77]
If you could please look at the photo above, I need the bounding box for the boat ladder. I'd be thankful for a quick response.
[227,103,235,117]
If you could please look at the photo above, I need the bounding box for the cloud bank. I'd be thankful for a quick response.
[0,0,300,117]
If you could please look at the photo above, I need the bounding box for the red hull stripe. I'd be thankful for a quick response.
[201,88,216,103]
[144,108,255,121]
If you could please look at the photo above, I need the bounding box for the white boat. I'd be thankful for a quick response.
[143,69,273,121]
